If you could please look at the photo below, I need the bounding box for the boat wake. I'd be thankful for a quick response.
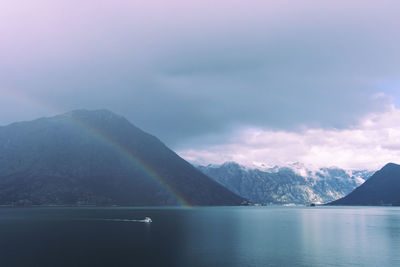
[99,219,144,222]
[87,217,152,223]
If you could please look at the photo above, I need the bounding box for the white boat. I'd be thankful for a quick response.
[143,217,152,223]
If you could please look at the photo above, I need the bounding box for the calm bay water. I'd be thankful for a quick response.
[0,206,399,266]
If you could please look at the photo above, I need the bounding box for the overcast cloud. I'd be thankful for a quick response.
[178,103,400,170]
[1,0,400,168]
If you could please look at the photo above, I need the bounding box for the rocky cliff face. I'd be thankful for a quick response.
[198,162,373,204]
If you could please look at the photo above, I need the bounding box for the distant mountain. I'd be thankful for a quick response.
[0,110,244,206]
[328,163,400,206]
[197,162,373,205]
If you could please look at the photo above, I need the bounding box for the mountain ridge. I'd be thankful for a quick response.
[197,162,373,205]
[0,109,245,206]
[328,162,400,206]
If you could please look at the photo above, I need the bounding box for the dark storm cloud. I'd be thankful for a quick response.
[0,0,399,147]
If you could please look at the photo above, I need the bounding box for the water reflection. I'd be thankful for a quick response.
[0,207,399,266]
[177,207,400,266]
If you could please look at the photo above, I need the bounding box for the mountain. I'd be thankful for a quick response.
[328,163,400,206]
[197,162,373,205]
[0,110,244,206]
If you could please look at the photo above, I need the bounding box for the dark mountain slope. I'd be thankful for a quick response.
[329,163,400,206]
[0,109,244,206]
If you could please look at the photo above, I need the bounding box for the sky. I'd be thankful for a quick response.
[1,0,400,170]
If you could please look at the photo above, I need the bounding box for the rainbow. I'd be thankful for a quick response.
[70,114,190,206]
[0,88,190,206]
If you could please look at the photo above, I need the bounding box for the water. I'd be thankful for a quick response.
[0,206,399,267]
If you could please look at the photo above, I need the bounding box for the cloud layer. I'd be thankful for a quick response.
[179,104,400,170]
[1,0,400,156]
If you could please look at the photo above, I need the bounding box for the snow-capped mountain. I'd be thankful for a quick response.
[197,162,374,205]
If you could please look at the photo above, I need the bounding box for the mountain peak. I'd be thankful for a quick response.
[221,162,242,168]
[199,161,369,205]
[0,111,244,206]
[64,109,124,120]
[329,162,400,206]
[381,162,400,171]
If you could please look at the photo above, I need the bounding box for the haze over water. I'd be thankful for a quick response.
[0,206,399,266]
